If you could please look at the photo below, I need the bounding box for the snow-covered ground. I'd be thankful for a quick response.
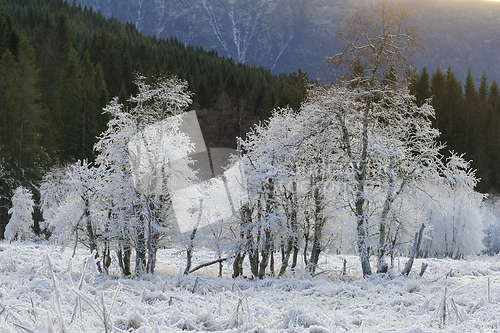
[1,242,500,332]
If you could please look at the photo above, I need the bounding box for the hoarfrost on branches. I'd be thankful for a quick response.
[4,186,35,241]
[240,83,478,277]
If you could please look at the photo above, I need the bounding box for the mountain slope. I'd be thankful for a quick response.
[76,0,500,82]
[74,0,358,78]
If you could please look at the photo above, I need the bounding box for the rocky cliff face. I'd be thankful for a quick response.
[76,0,500,82]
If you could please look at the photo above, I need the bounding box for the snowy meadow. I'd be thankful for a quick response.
[1,242,500,332]
[4,75,500,333]
[4,58,500,333]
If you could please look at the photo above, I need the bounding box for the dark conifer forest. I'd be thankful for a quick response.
[411,67,500,194]
[0,0,307,235]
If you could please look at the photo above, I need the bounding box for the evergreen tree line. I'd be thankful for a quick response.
[411,67,500,194]
[0,0,307,237]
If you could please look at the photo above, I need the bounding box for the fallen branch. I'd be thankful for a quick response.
[189,258,227,274]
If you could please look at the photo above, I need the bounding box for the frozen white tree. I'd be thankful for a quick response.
[94,74,196,275]
[39,164,73,231]
[92,97,141,276]
[310,0,477,276]
[40,160,112,272]
[236,108,313,277]
[241,82,477,278]
[5,186,35,241]
[39,74,196,276]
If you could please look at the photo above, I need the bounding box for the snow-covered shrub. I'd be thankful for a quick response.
[419,181,485,258]
[483,223,500,255]
[39,164,72,232]
[4,186,35,241]
[482,196,500,255]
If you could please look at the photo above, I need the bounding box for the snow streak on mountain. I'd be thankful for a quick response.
[76,0,500,81]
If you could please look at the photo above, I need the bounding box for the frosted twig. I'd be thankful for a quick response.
[419,263,428,277]
[71,289,104,324]
[47,255,69,332]
[30,298,37,323]
[101,293,108,333]
[439,287,447,328]
[71,258,89,324]
[450,298,464,323]
[168,296,183,306]
[109,283,122,319]
[488,277,491,303]
[192,277,199,294]
[12,323,33,333]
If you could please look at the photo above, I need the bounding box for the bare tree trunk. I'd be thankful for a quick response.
[117,244,132,276]
[309,187,325,275]
[117,248,124,274]
[123,245,131,275]
[402,223,425,276]
[269,249,275,277]
[135,196,146,276]
[258,228,272,279]
[279,240,293,277]
[84,197,96,254]
[232,252,245,278]
[258,179,275,279]
[102,239,111,274]
[303,218,310,267]
[84,197,101,273]
[184,199,202,275]
[279,180,298,277]
[184,227,198,275]
[291,244,299,270]
[248,237,259,277]
[135,227,146,276]
[233,204,249,279]
[149,246,158,275]
[241,205,259,278]
[377,164,394,273]
[144,195,156,274]
[355,101,372,277]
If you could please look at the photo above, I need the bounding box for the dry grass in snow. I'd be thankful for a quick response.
[0,242,500,332]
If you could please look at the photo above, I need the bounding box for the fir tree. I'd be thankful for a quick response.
[14,38,47,188]
[430,67,446,130]
[463,69,479,154]
[445,67,463,154]
[488,81,500,191]
[415,67,430,106]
